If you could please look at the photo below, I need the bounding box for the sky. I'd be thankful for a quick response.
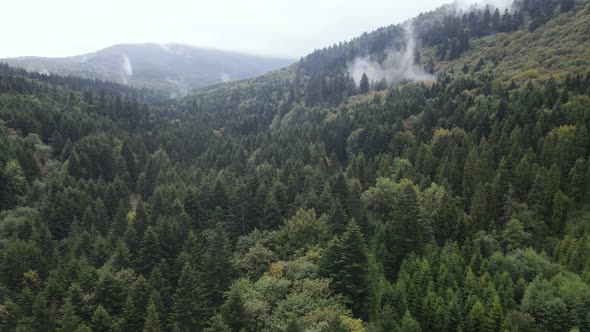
[2,0,459,59]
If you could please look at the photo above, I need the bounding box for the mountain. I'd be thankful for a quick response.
[1,43,294,94]
[1,1,590,331]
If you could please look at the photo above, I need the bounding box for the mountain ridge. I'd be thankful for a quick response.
[2,43,294,95]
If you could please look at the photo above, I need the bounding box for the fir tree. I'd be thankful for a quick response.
[143,299,161,332]
[399,310,422,332]
[90,305,113,332]
[171,263,210,331]
[204,224,234,307]
[360,73,370,94]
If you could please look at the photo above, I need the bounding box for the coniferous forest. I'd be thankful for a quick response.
[2,0,590,331]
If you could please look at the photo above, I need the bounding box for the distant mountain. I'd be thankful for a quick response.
[1,43,294,94]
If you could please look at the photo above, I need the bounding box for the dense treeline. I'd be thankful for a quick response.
[2,0,590,331]
[295,0,582,107]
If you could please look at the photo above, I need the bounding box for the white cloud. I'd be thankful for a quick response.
[122,55,133,76]
[1,0,455,58]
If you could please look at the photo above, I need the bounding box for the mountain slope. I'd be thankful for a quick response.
[191,0,589,109]
[2,43,294,94]
[430,2,590,80]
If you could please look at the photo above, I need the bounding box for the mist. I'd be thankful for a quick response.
[347,23,434,87]
[452,0,515,12]
[122,55,133,76]
[121,55,133,84]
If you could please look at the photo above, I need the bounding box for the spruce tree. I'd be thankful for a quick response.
[143,299,161,332]
[138,226,161,275]
[58,298,80,332]
[360,73,370,94]
[399,310,422,332]
[171,263,210,331]
[204,224,234,307]
[321,219,369,317]
[204,315,231,332]
[220,288,246,331]
[90,305,113,332]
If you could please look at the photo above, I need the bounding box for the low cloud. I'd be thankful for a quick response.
[347,23,433,87]
[122,55,133,76]
[453,0,515,12]
[220,72,231,83]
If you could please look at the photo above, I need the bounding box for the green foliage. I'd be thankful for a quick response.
[276,208,332,257]
[321,219,369,317]
[143,299,161,332]
[399,310,421,332]
[522,272,590,331]
[90,305,113,332]
[171,263,210,331]
[1,2,590,331]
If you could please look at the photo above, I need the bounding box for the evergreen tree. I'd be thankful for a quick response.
[90,305,113,332]
[204,224,234,307]
[360,73,370,94]
[501,218,531,251]
[220,288,246,331]
[465,300,486,332]
[171,263,210,331]
[143,299,161,332]
[58,298,81,332]
[321,219,368,317]
[568,158,587,205]
[204,315,231,332]
[285,318,301,332]
[138,226,161,275]
[399,310,422,332]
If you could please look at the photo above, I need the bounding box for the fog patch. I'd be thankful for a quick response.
[122,55,133,76]
[159,43,172,52]
[347,23,433,87]
[453,0,515,12]
[121,55,133,84]
[220,72,231,83]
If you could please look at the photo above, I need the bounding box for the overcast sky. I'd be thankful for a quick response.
[3,0,460,59]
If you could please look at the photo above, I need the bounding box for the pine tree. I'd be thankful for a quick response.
[204,224,234,307]
[285,317,301,332]
[382,180,430,280]
[90,305,113,332]
[143,299,161,332]
[122,294,142,332]
[204,315,231,332]
[501,218,531,251]
[57,298,80,332]
[68,151,83,178]
[465,300,486,332]
[568,158,587,205]
[485,295,503,332]
[360,73,370,94]
[32,292,55,331]
[321,219,368,317]
[122,276,150,331]
[261,192,282,229]
[399,310,422,332]
[220,288,246,331]
[121,141,138,188]
[171,263,210,331]
[379,303,398,332]
[138,226,161,275]
[551,192,570,235]
[0,160,28,210]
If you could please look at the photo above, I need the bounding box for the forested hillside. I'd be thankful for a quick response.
[1,0,590,331]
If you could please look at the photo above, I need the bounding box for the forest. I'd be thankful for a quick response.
[1,0,590,331]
